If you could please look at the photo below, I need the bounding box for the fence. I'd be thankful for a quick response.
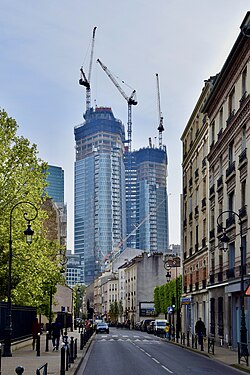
[0,302,36,341]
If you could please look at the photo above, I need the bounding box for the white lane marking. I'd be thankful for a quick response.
[161,365,173,373]
[146,352,151,357]
[112,335,118,337]
[152,358,160,364]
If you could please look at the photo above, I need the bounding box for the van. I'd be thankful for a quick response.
[154,319,168,336]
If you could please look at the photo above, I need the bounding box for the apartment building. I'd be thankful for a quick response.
[204,13,250,348]
[181,77,216,332]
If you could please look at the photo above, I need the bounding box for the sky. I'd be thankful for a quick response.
[0,1,249,251]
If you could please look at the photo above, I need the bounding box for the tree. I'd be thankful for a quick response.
[0,109,65,315]
[109,301,119,323]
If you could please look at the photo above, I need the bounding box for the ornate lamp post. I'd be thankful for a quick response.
[3,201,38,357]
[217,210,248,361]
[163,256,181,341]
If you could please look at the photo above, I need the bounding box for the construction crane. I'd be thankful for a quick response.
[79,26,97,112]
[156,73,164,148]
[97,58,137,152]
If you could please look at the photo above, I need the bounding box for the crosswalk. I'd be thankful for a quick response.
[96,334,161,343]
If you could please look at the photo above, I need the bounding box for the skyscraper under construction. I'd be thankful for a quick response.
[74,107,127,285]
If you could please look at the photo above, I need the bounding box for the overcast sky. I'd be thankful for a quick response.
[1,1,249,251]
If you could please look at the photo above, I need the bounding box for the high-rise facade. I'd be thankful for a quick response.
[74,107,127,285]
[135,146,169,252]
[46,165,64,205]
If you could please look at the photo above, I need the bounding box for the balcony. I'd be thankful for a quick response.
[209,274,215,284]
[239,148,247,166]
[195,168,199,180]
[226,161,235,178]
[202,279,207,289]
[195,282,199,291]
[202,157,207,169]
[240,91,247,107]
[217,175,223,190]
[226,110,235,126]
[226,215,235,228]
[209,228,215,240]
[239,205,247,219]
[202,237,207,248]
[209,184,215,197]
[226,268,235,279]
[201,198,206,209]
[217,128,223,140]
[217,271,223,282]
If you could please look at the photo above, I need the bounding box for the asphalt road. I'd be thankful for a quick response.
[77,328,246,375]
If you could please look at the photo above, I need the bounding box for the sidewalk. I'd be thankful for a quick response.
[164,336,250,374]
[0,329,92,375]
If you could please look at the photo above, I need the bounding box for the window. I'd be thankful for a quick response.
[219,156,223,176]
[211,121,215,144]
[228,88,235,116]
[241,125,246,151]
[228,191,235,212]
[219,107,223,130]
[242,67,247,96]
[228,141,234,165]
[228,242,235,271]
[241,180,246,207]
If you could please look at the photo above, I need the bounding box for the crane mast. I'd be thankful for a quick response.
[156,73,164,148]
[96,58,137,152]
[79,27,97,112]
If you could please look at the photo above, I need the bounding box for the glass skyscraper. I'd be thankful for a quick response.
[46,165,64,205]
[126,146,169,253]
[74,107,127,285]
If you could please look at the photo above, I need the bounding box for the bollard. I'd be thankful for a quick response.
[60,346,65,375]
[187,331,190,347]
[45,331,49,352]
[192,334,194,348]
[200,335,204,351]
[0,343,2,375]
[80,331,84,350]
[195,334,198,349]
[36,333,40,357]
[70,337,74,364]
[65,345,70,371]
[15,366,24,375]
[74,338,77,359]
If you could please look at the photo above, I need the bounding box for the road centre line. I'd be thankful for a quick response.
[152,358,160,364]
[161,365,173,373]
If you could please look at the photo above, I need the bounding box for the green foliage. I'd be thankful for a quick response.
[0,109,65,315]
[154,275,182,316]
[73,284,86,318]
[109,301,119,322]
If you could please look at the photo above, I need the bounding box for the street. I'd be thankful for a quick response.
[77,328,246,375]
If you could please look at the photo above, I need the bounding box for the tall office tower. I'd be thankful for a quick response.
[46,165,64,205]
[135,146,169,252]
[45,165,67,248]
[74,107,127,285]
[124,149,137,248]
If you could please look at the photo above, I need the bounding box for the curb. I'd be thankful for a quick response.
[69,333,95,375]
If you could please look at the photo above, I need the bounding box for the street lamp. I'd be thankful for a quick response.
[3,201,38,357]
[163,256,181,341]
[217,210,248,361]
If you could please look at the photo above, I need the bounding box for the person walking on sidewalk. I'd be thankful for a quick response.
[32,317,41,350]
[195,317,206,345]
[51,317,63,350]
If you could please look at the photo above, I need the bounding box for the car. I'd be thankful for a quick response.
[147,320,155,334]
[96,322,109,334]
[141,319,155,332]
[154,319,169,336]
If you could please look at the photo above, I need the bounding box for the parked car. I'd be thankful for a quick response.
[141,319,155,332]
[147,320,155,334]
[96,322,109,334]
[154,319,169,336]
[134,321,141,330]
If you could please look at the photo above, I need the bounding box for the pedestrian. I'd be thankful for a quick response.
[32,317,41,350]
[195,317,206,345]
[51,317,63,350]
